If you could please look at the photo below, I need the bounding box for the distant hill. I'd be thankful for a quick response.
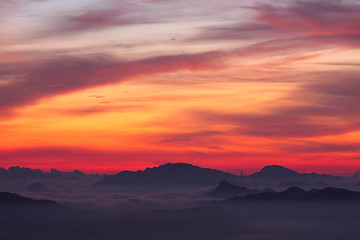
[0,166,104,180]
[0,191,58,206]
[95,163,240,186]
[278,181,328,189]
[208,180,274,198]
[208,180,254,198]
[227,187,360,202]
[0,192,109,240]
[249,165,342,183]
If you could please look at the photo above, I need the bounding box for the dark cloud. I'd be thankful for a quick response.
[305,74,360,98]
[48,8,154,35]
[0,51,223,113]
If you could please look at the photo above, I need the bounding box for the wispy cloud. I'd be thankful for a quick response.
[254,0,360,36]
[193,70,360,138]
[0,51,223,113]
[45,7,155,36]
[189,0,360,63]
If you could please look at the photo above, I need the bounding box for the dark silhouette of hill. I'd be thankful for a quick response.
[0,191,110,240]
[0,192,256,240]
[308,187,360,200]
[249,165,342,183]
[95,163,240,186]
[208,180,253,198]
[278,181,328,189]
[227,187,360,202]
[0,166,104,180]
[208,180,274,198]
[0,191,58,206]
[0,164,345,188]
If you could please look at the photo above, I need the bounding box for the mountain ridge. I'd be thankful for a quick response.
[0,166,105,180]
[208,180,274,198]
[96,163,240,186]
[95,163,344,186]
[0,191,59,207]
[249,165,343,183]
[227,186,360,202]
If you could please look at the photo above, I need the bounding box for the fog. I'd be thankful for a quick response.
[1,165,360,239]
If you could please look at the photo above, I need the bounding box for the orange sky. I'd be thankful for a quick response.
[1,0,360,175]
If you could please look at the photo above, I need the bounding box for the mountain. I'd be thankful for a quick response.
[249,165,342,183]
[0,191,58,206]
[0,166,104,180]
[251,165,300,180]
[95,163,240,186]
[308,187,360,201]
[208,180,254,198]
[208,180,274,198]
[227,187,360,202]
[278,181,328,189]
[0,191,110,240]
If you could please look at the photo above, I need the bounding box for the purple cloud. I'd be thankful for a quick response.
[189,0,360,60]
[0,51,223,113]
[48,8,154,35]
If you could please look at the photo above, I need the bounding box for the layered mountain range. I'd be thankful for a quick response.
[95,163,344,186]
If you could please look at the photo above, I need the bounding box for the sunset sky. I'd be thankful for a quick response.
[1,0,360,175]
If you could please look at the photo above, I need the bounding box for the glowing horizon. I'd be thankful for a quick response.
[1,0,360,175]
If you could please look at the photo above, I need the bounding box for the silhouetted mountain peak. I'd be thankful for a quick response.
[96,163,239,186]
[214,180,251,192]
[259,165,299,176]
[208,180,259,198]
[73,169,86,176]
[0,191,59,206]
[249,165,333,183]
[218,180,237,189]
[282,187,307,198]
[283,186,306,193]
[151,162,195,169]
[143,163,203,175]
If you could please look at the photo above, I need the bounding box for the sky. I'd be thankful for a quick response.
[1,0,360,175]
